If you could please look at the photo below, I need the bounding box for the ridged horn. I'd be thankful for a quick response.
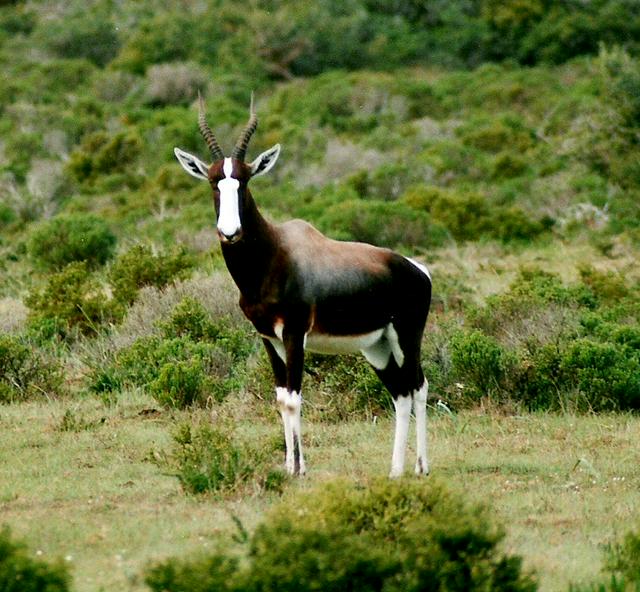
[197,92,224,161]
[231,92,257,161]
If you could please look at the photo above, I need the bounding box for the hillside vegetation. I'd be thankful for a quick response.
[1,1,640,591]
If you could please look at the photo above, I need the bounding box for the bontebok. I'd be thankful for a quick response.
[174,94,432,477]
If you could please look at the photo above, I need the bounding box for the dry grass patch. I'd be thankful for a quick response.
[0,394,638,592]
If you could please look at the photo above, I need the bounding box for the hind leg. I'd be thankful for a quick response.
[374,356,427,478]
[413,379,429,475]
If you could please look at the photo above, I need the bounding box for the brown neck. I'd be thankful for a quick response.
[220,190,281,302]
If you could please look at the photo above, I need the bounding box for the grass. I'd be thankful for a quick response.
[0,391,638,591]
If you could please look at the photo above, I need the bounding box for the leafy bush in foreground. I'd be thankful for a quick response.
[0,334,64,402]
[145,479,537,592]
[0,526,70,591]
[160,421,285,496]
[27,214,117,270]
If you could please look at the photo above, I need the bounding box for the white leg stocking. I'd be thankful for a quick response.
[390,395,412,477]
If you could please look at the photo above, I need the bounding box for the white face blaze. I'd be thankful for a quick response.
[217,158,242,240]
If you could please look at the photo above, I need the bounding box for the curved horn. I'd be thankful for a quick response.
[231,92,257,161]
[198,92,224,161]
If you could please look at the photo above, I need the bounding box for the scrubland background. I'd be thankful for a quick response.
[1,1,640,591]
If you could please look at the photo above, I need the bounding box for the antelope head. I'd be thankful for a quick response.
[174,94,280,244]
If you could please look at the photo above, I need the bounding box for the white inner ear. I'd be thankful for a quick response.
[174,147,210,181]
[250,144,281,177]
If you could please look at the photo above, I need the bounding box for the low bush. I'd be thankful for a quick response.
[315,199,449,249]
[27,214,117,270]
[0,334,64,402]
[450,330,516,401]
[145,479,536,591]
[160,421,285,496]
[0,526,70,591]
[108,244,195,306]
[66,131,142,184]
[38,13,120,67]
[89,298,256,407]
[26,262,115,338]
[303,353,391,421]
[402,185,550,242]
[449,268,640,411]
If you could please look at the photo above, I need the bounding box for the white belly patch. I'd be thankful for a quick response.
[305,329,384,355]
[266,323,404,370]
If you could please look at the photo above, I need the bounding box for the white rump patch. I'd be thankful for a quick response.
[406,256,431,281]
[217,158,242,238]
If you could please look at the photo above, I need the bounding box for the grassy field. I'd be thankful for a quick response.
[1,391,639,591]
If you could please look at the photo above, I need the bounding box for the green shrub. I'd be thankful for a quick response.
[149,359,211,409]
[459,117,534,153]
[316,199,449,249]
[26,262,115,337]
[303,353,391,421]
[450,330,516,400]
[145,479,536,592]
[0,334,64,402]
[0,526,70,591]
[108,244,194,305]
[161,421,283,496]
[402,185,549,242]
[37,13,120,67]
[28,214,117,270]
[66,131,142,184]
[606,529,640,584]
[491,151,530,179]
[89,299,256,407]
[558,339,640,411]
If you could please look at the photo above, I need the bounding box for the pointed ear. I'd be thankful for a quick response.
[250,144,281,177]
[174,147,210,181]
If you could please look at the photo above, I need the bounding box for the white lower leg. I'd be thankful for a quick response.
[288,391,306,475]
[390,395,412,478]
[276,388,305,475]
[413,380,429,475]
[276,388,294,474]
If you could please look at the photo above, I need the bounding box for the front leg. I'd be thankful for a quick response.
[262,337,305,476]
[282,327,306,476]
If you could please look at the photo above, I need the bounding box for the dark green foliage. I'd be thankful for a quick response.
[451,330,515,400]
[0,334,64,402]
[162,421,283,495]
[559,339,640,411]
[26,262,116,338]
[28,214,117,270]
[0,526,70,591]
[37,12,120,67]
[66,131,142,184]
[108,244,194,305]
[146,554,240,592]
[305,353,391,421]
[90,298,255,407]
[606,530,640,584]
[149,359,210,409]
[443,268,640,411]
[145,479,537,592]
[402,185,550,243]
[316,199,449,249]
